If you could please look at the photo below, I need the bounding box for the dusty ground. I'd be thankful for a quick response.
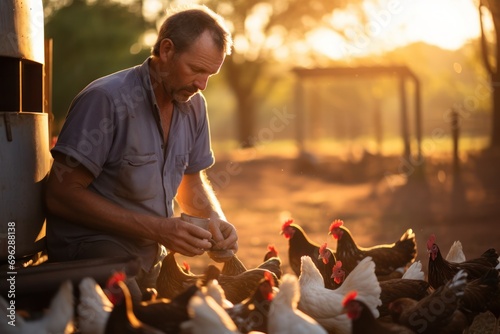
[177,146,500,332]
[180,147,500,273]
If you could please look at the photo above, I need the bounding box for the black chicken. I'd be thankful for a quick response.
[426,234,499,289]
[388,270,469,334]
[343,291,416,334]
[281,219,337,288]
[329,219,417,276]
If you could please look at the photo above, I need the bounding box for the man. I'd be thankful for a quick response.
[44,5,238,290]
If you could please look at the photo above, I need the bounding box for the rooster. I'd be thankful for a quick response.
[0,280,74,334]
[329,219,417,276]
[225,271,276,333]
[281,219,336,287]
[267,273,327,334]
[426,234,499,289]
[388,269,469,334]
[297,255,381,334]
[342,291,416,334]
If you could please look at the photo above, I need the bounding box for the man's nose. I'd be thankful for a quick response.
[194,74,210,91]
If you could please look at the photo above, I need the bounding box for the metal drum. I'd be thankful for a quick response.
[0,0,48,261]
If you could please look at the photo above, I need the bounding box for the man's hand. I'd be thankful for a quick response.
[208,217,238,253]
[157,217,214,257]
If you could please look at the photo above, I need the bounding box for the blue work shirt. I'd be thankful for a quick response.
[46,58,215,270]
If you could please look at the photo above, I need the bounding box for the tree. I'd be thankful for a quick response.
[203,0,363,147]
[479,0,500,149]
[44,0,151,130]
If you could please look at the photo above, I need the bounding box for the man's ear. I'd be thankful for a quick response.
[159,38,175,60]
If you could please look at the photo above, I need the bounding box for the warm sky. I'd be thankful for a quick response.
[142,0,483,60]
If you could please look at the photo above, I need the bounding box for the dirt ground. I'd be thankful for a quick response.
[177,146,500,331]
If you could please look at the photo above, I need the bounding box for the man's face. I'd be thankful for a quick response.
[160,30,225,103]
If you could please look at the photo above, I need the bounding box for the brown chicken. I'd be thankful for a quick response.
[329,219,417,276]
[156,252,202,299]
[388,269,469,334]
[458,268,500,330]
[426,234,499,289]
[156,252,280,305]
[342,291,416,334]
[264,244,279,261]
[221,250,282,280]
[281,219,337,288]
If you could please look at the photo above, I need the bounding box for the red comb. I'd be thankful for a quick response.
[105,271,126,305]
[333,260,343,270]
[282,219,293,230]
[182,261,191,272]
[319,242,327,253]
[329,219,344,231]
[427,234,436,250]
[267,244,278,255]
[342,291,358,307]
[264,271,275,287]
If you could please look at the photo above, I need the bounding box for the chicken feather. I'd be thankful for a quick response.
[297,256,381,334]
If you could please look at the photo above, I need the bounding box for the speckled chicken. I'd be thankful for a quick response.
[329,219,417,276]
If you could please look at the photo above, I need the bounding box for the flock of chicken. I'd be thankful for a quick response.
[2,218,500,334]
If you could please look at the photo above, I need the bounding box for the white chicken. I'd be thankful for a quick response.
[445,240,467,263]
[77,276,113,334]
[180,292,240,334]
[297,255,381,334]
[401,260,425,280]
[267,274,327,334]
[0,280,74,334]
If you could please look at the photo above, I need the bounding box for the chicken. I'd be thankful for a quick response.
[427,234,499,289]
[222,251,282,281]
[218,267,280,305]
[0,280,74,334]
[331,259,431,318]
[458,268,500,330]
[297,255,381,334]
[78,277,114,334]
[156,252,203,299]
[226,271,275,333]
[446,240,466,263]
[221,255,248,277]
[281,219,337,287]
[329,219,417,276]
[180,292,240,334]
[264,244,279,261]
[156,252,280,305]
[388,269,469,334]
[104,278,168,334]
[342,291,416,334]
[267,273,327,334]
[98,271,200,334]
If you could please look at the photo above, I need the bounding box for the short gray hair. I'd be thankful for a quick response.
[152,5,232,56]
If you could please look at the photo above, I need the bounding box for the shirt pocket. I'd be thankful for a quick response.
[114,154,160,201]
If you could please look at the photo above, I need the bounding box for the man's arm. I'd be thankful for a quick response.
[44,153,213,256]
[175,171,238,252]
